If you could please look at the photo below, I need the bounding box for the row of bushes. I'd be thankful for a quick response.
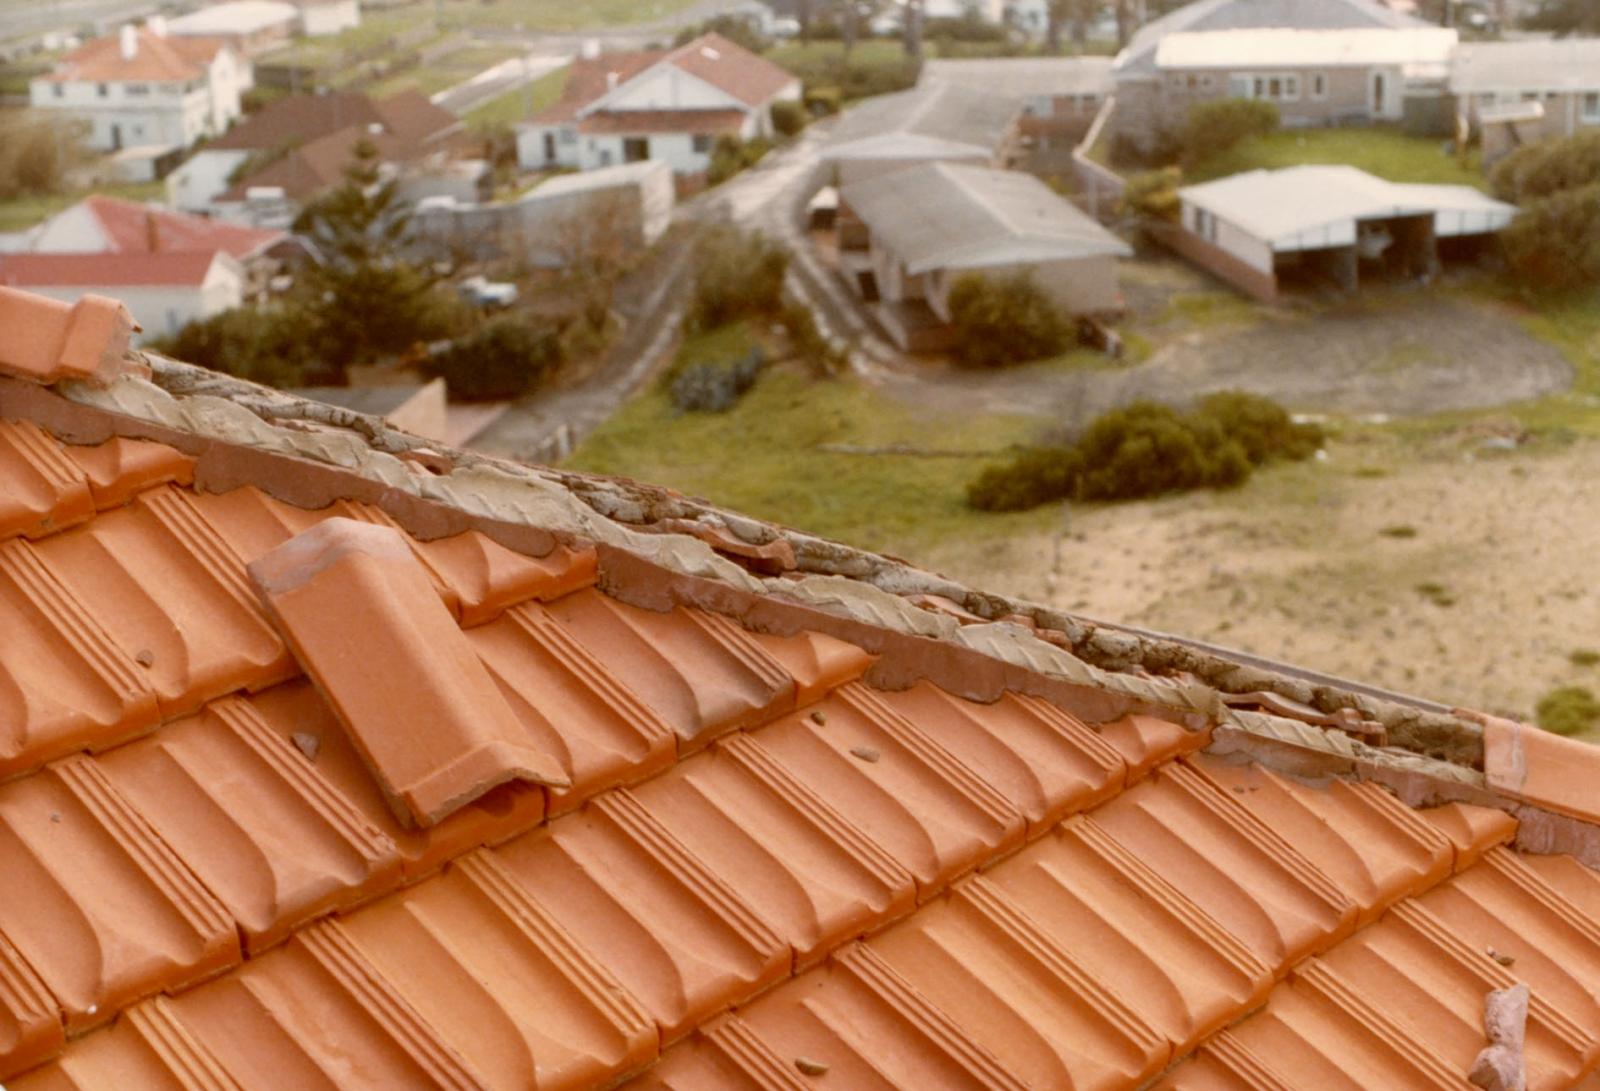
[1494,131,1600,291]
[967,393,1324,511]
[946,273,1074,369]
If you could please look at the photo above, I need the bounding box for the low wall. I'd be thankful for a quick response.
[1148,221,1278,303]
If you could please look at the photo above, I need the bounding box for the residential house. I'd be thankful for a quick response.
[1452,38,1600,163]
[294,0,361,36]
[1111,0,1429,153]
[166,1,299,60]
[820,80,1024,186]
[515,32,800,176]
[920,55,1115,159]
[1172,164,1515,300]
[1153,26,1458,133]
[4,280,1600,1088]
[165,88,463,222]
[839,161,1131,351]
[28,23,245,153]
[0,250,243,340]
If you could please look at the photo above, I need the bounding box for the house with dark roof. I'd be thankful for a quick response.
[1110,0,1430,153]
[165,88,466,227]
[516,33,800,176]
[28,23,245,153]
[1,280,1600,1087]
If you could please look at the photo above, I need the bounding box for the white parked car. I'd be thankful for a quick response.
[458,275,518,309]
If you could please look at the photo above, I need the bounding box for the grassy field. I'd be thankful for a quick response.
[367,42,527,99]
[0,179,164,232]
[1190,127,1484,187]
[462,64,568,128]
[566,325,1057,553]
[258,9,435,67]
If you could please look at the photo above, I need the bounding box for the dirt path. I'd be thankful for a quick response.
[920,431,1600,731]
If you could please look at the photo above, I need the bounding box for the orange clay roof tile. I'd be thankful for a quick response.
[248,518,571,828]
[7,378,1600,1090]
[0,288,142,388]
[1483,714,1600,825]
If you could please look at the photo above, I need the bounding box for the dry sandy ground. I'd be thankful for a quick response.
[920,431,1600,728]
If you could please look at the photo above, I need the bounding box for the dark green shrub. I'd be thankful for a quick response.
[770,99,806,137]
[1194,391,1324,465]
[152,305,318,388]
[966,446,1082,511]
[688,226,790,329]
[1075,402,1250,501]
[1121,166,1183,220]
[670,346,766,411]
[1180,98,1278,168]
[1536,685,1600,736]
[707,135,771,184]
[780,301,847,375]
[804,86,843,115]
[946,272,1072,369]
[425,319,562,401]
[1501,182,1600,291]
[1490,129,1600,204]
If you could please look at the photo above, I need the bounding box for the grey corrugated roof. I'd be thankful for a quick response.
[840,161,1131,273]
[920,56,1115,99]
[1452,38,1600,93]
[1117,0,1426,75]
[822,82,1020,160]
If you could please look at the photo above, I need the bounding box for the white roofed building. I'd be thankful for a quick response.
[166,2,297,58]
[1452,39,1600,163]
[920,56,1114,156]
[821,81,1023,186]
[1171,164,1514,300]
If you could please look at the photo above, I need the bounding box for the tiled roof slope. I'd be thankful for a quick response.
[1,287,1599,1088]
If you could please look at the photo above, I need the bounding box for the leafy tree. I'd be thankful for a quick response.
[292,138,465,377]
[424,319,562,401]
[0,111,88,201]
[149,305,318,388]
[771,99,807,137]
[1180,98,1279,168]
[946,273,1072,368]
[1501,182,1600,291]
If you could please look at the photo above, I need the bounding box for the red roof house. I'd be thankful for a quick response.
[0,283,1598,1089]
[26,195,285,263]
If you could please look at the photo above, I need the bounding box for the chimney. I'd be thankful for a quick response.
[147,14,167,37]
[606,70,619,92]
[119,24,137,61]
[144,211,159,253]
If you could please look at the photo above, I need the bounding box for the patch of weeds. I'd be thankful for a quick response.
[1569,648,1600,667]
[1536,685,1600,736]
[1378,524,1418,539]
[1351,466,1390,478]
[1414,581,1456,607]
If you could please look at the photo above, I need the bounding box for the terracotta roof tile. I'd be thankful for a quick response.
[1522,852,1600,921]
[0,251,226,289]
[46,28,215,84]
[249,518,571,828]
[748,628,874,707]
[0,289,140,388]
[625,1013,811,1089]
[660,32,797,108]
[61,436,194,512]
[78,195,283,261]
[1483,715,1600,825]
[1417,799,1518,871]
[0,420,95,540]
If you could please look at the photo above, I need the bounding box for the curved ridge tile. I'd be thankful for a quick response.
[494,791,789,1043]
[1090,761,1357,970]
[0,539,158,781]
[470,602,677,814]
[868,875,1169,1090]
[876,683,1127,836]
[335,850,657,1091]
[0,420,93,542]
[544,589,794,750]
[96,699,403,953]
[985,815,1273,1056]
[0,758,239,1035]
[752,683,1024,898]
[248,681,546,881]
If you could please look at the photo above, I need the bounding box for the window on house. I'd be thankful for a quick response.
[126,83,149,96]
[51,83,63,98]
[558,127,576,144]
[1193,207,1217,242]
[692,133,711,153]
[1200,75,1214,91]
[623,136,649,162]
[1585,92,1600,122]
[1311,73,1327,99]
[96,82,108,97]
[1185,74,1200,91]
[1247,73,1300,102]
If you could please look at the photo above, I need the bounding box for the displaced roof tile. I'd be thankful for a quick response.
[627,734,917,968]
[0,288,141,388]
[493,791,789,1043]
[876,684,1127,836]
[34,487,293,720]
[1483,716,1600,825]
[61,438,194,514]
[0,757,239,1039]
[248,517,570,828]
[545,589,795,749]
[867,875,1170,1089]
[0,421,94,541]
[1417,801,1517,872]
[0,538,158,781]
[984,815,1274,1058]
[1187,754,1452,926]
[1089,760,1358,969]
[249,681,547,881]
[470,602,677,815]
[334,850,658,1091]
[752,684,1024,899]
[95,698,404,953]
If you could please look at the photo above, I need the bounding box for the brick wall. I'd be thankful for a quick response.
[1149,221,1278,303]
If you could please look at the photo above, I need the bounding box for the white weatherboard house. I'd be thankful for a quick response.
[1452,39,1600,161]
[1173,164,1515,301]
[28,23,244,153]
[0,250,244,342]
[839,161,1131,352]
[517,33,799,176]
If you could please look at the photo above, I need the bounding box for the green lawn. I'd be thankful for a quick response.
[1190,128,1484,188]
[258,9,434,68]
[765,39,908,70]
[566,328,1056,553]
[462,64,568,128]
[0,180,165,233]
